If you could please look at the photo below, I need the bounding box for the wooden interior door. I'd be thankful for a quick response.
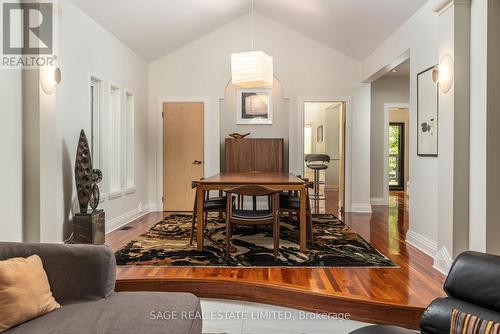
[338,102,346,212]
[163,102,204,211]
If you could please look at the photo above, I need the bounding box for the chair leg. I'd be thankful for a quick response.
[190,194,197,246]
[238,195,243,210]
[308,214,314,246]
[189,214,195,246]
[273,217,280,260]
[204,212,208,228]
[252,196,257,210]
[226,222,232,259]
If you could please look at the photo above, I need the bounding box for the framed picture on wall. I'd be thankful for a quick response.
[417,66,439,156]
[316,125,323,143]
[236,88,273,125]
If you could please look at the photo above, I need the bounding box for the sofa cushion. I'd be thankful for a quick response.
[4,292,202,334]
[0,255,60,332]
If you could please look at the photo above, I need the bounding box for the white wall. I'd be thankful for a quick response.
[370,76,410,199]
[362,1,440,252]
[0,69,23,241]
[149,13,365,210]
[350,84,372,213]
[469,0,488,252]
[324,104,341,189]
[485,0,500,255]
[55,0,150,240]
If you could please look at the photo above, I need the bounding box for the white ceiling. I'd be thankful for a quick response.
[383,59,410,77]
[68,0,427,62]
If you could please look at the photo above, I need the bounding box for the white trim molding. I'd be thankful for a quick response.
[105,203,154,234]
[351,203,372,213]
[406,229,438,257]
[434,247,453,275]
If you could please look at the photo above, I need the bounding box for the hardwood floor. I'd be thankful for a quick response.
[109,190,445,329]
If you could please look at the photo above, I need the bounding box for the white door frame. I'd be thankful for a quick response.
[298,96,352,212]
[384,103,410,205]
[155,97,210,211]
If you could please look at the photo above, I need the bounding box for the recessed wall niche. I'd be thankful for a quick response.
[219,77,290,171]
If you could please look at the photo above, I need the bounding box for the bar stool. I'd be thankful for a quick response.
[305,154,330,205]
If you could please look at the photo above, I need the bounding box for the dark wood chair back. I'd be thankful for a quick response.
[224,185,281,197]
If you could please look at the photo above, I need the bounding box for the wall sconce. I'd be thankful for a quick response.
[432,53,454,93]
[40,66,62,95]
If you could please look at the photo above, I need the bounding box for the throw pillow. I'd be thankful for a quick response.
[0,255,61,332]
[451,309,500,334]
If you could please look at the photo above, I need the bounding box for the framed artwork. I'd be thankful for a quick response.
[316,125,323,143]
[236,88,273,125]
[417,66,439,156]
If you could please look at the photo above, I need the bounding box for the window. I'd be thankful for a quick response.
[90,76,103,169]
[125,91,135,191]
[108,84,122,196]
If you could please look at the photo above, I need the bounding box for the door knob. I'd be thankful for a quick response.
[193,160,202,165]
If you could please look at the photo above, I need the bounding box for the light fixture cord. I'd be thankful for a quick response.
[251,0,254,51]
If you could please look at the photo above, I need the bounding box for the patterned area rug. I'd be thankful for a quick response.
[115,213,396,267]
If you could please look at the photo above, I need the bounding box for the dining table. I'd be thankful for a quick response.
[195,172,308,253]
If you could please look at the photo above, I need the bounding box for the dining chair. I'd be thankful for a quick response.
[189,180,230,246]
[224,185,281,259]
[279,177,315,246]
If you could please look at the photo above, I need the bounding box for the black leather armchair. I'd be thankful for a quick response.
[350,251,500,334]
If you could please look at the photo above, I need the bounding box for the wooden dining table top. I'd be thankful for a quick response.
[198,172,306,185]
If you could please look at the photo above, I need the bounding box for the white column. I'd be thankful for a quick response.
[434,0,471,272]
[22,69,59,243]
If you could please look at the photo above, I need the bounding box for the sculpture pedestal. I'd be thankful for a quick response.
[73,210,105,244]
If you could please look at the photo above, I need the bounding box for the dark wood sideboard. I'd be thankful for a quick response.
[224,138,284,172]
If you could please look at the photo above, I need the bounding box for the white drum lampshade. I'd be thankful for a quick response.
[231,51,273,88]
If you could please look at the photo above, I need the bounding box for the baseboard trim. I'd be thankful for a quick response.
[350,203,372,213]
[105,203,155,234]
[434,247,453,275]
[370,197,388,205]
[406,230,437,258]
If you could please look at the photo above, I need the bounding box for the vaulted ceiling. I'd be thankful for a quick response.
[68,0,427,62]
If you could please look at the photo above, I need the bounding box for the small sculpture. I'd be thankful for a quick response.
[75,130,102,213]
[229,133,250,139]
[89,169,102,211]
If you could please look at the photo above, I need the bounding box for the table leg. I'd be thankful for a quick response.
[299,186,307,253]
[196,187,204,251]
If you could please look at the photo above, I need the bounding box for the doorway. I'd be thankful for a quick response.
[385,106,409,195]
[303,102,346,214]
[163,102,204,211]
[389,122,404,190]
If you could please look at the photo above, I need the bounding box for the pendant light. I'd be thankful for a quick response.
[231,0,273,88]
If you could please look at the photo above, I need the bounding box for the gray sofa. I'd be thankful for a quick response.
[0,242,202,334]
